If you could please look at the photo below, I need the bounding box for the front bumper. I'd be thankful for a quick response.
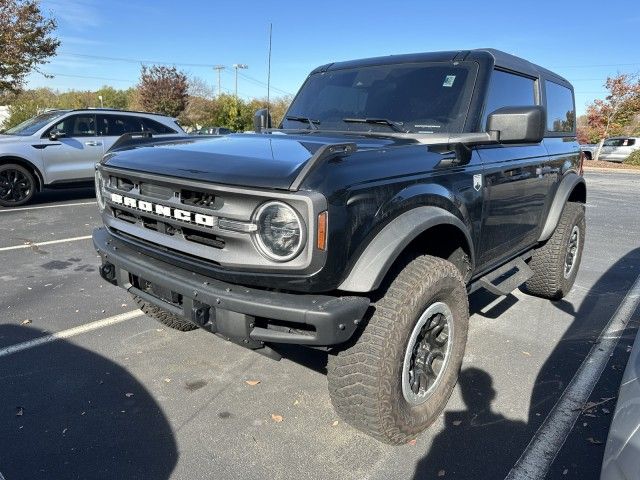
[93,227,369,349]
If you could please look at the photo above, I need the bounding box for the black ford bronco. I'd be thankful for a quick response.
[93,48,586,444]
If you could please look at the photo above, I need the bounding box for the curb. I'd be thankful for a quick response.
[583,166,640,174]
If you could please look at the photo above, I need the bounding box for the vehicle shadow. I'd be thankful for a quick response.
[412,247,640,479]
[0,324,177,480]
[17,186,95,208]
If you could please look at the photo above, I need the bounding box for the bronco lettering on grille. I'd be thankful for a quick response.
[110,193,216,228]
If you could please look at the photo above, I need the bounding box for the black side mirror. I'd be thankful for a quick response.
[49,130,66,141]
[253,108,272,133]
[486,106,546,144]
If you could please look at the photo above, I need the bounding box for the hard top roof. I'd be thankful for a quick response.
[311,48,571,88]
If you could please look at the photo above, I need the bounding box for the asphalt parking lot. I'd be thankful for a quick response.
[1,170,639,480]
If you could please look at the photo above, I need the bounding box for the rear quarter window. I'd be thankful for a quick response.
[545,80,575,133]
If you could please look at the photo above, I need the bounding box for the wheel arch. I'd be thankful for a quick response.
[338,206,474,293]
[538,173,586,242]
[0,155,44,191]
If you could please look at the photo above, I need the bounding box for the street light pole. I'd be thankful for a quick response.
[213,65,225,97]
[232,64,248,99]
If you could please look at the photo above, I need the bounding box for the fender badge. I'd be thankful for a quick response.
[473,174,483,191]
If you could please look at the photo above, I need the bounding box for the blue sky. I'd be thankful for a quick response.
[29,0,640,116]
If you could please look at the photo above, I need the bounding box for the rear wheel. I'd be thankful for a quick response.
[524,202,586,299]
[133,295,198,331]
[0,164,36,207]
[327,255,469,444]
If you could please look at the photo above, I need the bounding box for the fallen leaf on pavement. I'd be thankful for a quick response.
[332,421,339,427]
[452,420,462,426]
[164,378,171,383]
[293,400,299,405]
[587,437,603,445]
[125,393,134,398]
[602,408,610,414]
[16,407,24,416]
[20,319,31,325]
[563,469,568,475]
[245,380,261,386]
[407,439,417,446]
[271,414,283,423]
[522,351,531,356]
[438,469,446,477]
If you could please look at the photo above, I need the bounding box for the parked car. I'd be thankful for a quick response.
[580,143,598,160]
[0,108,186,207]
[601,330,640,480]
[598,137,640,162]
[191,127,233,135]
[93,48,586,444]
[580,137,639,162]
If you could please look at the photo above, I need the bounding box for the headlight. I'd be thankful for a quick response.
[94,167,106,212]
[254,201,305,262]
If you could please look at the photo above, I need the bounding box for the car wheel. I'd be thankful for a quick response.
[0,164,36,207]
[327,255,469,444]
[523,202,586,299]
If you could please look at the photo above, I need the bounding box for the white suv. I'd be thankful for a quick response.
[0,108,186,206]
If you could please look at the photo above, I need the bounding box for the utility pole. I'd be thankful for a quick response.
[213,65,225,97]
[232,64,248,99]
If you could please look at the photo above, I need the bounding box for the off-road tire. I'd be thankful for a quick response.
[327,255,469,444]
[523,202,586,300]
[0,163,36,207]
[133,295,198,331]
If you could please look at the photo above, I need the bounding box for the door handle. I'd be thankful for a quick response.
[84,141,102,147]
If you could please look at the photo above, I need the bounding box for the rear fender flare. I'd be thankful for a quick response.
[538,173,586,242]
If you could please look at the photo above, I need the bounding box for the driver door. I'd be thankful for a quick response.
[41,113,102,184]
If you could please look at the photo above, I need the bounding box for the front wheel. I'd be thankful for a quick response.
[0,164,36,207]
[327,255,469,444]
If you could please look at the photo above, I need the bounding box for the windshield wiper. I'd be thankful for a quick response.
[342,118,406,133]
[285,115,320,130]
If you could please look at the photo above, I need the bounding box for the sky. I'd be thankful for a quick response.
[27,0,640,116]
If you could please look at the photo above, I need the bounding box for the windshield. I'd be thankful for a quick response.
[4,110,68,136]
[283,61,477,134]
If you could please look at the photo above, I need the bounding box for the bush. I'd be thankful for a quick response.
[624,149,640,166]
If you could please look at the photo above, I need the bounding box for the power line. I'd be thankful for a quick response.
[43,72,135,84]
[57,52,295,95]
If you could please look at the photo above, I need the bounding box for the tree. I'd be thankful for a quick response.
[4,87,58,129]
[0,0,60,93]
[578,73,640,157]
[137,65,188,117]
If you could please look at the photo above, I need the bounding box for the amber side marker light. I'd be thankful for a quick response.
[317,211,328,250]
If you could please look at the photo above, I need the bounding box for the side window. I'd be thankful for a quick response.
[141,117,176,134]
[50,114,96,137]
[603,138,625,147]
[482,70,536,130]
[545,80,575,133]
[97,115,144,136]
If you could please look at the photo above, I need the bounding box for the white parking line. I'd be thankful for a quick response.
[0,201,96,213]
[0,310,144,359]
[505,274,640,480]
[0,235,92,252]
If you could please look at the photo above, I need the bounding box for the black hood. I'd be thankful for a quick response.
[103,133,404,190]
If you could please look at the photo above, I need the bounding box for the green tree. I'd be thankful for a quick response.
[137,65,188,117]
[0,0,60,93]
[4,87,58,129]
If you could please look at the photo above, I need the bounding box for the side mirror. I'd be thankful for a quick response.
[253,108,272,133]
[49,130,66,141]
[486,106,546,144]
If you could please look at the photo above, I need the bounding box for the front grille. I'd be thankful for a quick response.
[140,182,174,200]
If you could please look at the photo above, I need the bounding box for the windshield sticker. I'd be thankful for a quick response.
[443,75,456,87]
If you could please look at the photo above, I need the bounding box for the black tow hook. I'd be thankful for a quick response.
[100,263,117,283]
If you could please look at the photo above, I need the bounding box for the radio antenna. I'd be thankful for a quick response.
[267,23,272,125]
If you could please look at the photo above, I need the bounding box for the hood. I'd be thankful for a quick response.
[0,135,26,144]
[102,133,406,190]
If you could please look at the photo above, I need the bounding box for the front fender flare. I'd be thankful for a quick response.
[338,206,473,293]
[538,173,586,242]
